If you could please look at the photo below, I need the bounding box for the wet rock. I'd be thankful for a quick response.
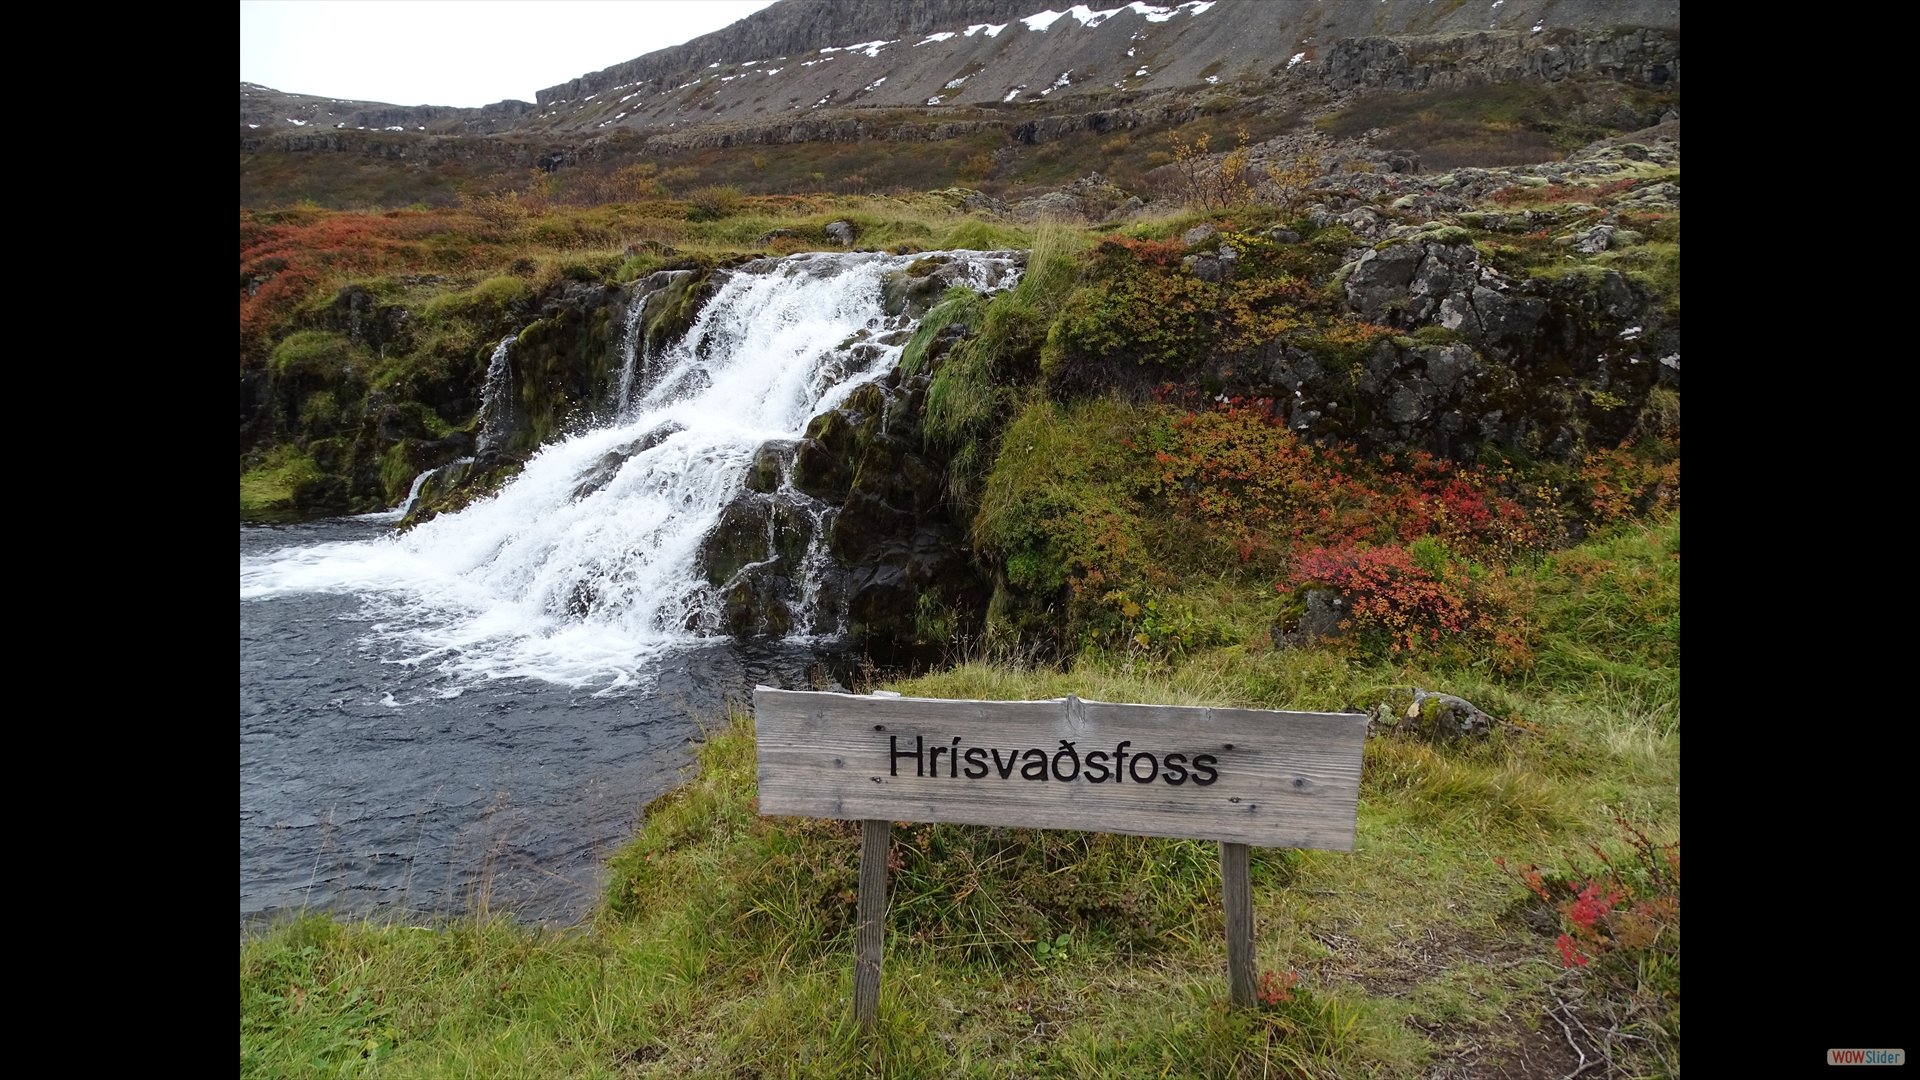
[824,220,856,246]
[703,495,773,588]
[747,440,796,494]
[791,409,860,502]
[776,362,991,661]
[570,422,683,500]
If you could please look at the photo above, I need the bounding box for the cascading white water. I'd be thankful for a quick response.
[616,311,648,416]
[241,250,1019,691]
[615,270,694,416]
[475,335,518,454]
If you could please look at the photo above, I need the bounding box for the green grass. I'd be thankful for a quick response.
[240,445,324,521]
[241,517,1678,1078]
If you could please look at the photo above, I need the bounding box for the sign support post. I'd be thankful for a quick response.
[751,687,1365,1031]
[853,818,889,1032]
[1220,841,1256,1007]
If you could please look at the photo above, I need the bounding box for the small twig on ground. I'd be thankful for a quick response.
[1547,1000,1593,1079]
[1556,993,1616,1076]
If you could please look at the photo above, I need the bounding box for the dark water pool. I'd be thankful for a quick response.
[240,515,834,931]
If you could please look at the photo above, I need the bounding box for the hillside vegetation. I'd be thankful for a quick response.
[241,65,1679,1076]
[241,515,1677,1078]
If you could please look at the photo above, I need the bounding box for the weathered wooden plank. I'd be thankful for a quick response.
[1220,841,1256,1007]
[853,819,888,1032]
[753,688,1367,851]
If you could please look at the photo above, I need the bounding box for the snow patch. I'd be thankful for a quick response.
[945,75,970,89]
[1003,85,1028,102]
[1131,0,1213,21]
[1067,5,1126,28]
[964,22,1008,37]
[916,31,956,45]
[821,39,897,58]
[927,95,945,105]
[1021,10,1068,31]
[1287,51,1307,69]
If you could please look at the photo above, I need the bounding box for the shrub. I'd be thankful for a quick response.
[1042,235,1317,372]
[1282,540,1530,664]
[1166,127,1257,211]
[1499,818,1680,1061]
[1260,151,1321,214]
[686,184,744,221]
[459,189,530,229]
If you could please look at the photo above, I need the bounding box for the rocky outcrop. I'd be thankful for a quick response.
[241,273,651,520]
[1317,27,1679,94]
[700,341,990,661]
[1245,230,1672,460]
[1008,172,1141,223]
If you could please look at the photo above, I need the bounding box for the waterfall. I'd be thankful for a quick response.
[240,250,1021,690]
[616,306,648,416]
[615,270,694,417]
[396,464,442,517]
[475,336,518,455]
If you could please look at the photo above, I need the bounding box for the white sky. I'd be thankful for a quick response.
[240,1,783,107]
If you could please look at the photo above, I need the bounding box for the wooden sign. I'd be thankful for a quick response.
[753,689,1367,850]
[751,688,1368,1028]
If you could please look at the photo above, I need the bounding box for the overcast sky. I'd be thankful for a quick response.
[241,1,782,107]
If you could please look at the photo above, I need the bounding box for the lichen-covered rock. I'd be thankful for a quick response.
[1009,173,1137,223]
[1270,588,1349,650]
[1367,687,1500,742]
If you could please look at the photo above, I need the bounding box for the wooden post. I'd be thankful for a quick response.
[1220,841,1256,1008]
[853,818,890,1032]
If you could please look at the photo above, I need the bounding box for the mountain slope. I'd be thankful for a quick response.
[241,0,1678,138]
